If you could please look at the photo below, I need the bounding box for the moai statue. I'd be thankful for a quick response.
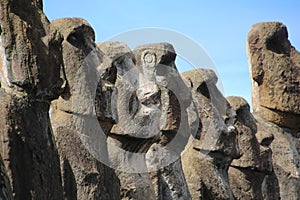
[98,41,156,200]
[135,43,194,200]
[98,42,195,200]
[181,69,239,200]
[247,22,300,199]
[50,18,120,200]
[0,0,64,199]
[227,96,274,200]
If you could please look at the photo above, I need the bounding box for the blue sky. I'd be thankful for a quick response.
[44,0,300,105]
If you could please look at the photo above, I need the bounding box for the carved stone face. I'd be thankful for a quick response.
[181,69,240,160]
[248,22,300,112]
[247,22,300,129]
[96,42,194,172]
[110,52,162,138]
[227,96,273,173]
[0,2,64,99]
[106,42,189,143]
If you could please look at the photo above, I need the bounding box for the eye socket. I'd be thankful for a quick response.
[66,28,93,54]
[266,30,290,55]
[197,82,210,99]
[67,30,85,48]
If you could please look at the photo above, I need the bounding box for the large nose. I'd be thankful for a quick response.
[256,130,274,172]
[258,145,273,173]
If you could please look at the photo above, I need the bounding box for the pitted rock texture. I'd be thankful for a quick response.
[0,0,64,199]
[227,96,273,200]
[98,41,192,200]
[0,155,13,200]
[0,91,64,200]
[0,0,299,199]
[50,18,120,200]
[0,0,63,98]
[247,22,300,130]
[181,69,239,200]
[247,22,300,200]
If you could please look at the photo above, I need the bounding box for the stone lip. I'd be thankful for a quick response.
[50,17,121,200]
[247,21,300,200]
[0,0,300,198]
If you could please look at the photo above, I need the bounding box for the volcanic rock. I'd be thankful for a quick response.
[181,69,239,200]
[1,1,300,199]
[49,18,120,200]
[227,96,273,199]
[247,22,300,130]
[247,22,300,200]
[0,0,64,199]
[0,155,13,200]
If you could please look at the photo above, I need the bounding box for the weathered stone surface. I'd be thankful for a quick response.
[227,96,273,200]
[255,114,299,200]
[135,43,193,200]
[0,0,64,199]
[1,1,299,199]
[0,0,63,98]
[98,41,192,199]
[247,22,300,200]
[247,22,300,129]
[98,42,153,200]
[181,69,239,200]
[97,41,133,61]
[0,155,13,200]
[146,148,190,200]
[50,18,120,200]
[0,89,64,200]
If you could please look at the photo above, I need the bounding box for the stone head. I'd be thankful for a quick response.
[247,22,300,129]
